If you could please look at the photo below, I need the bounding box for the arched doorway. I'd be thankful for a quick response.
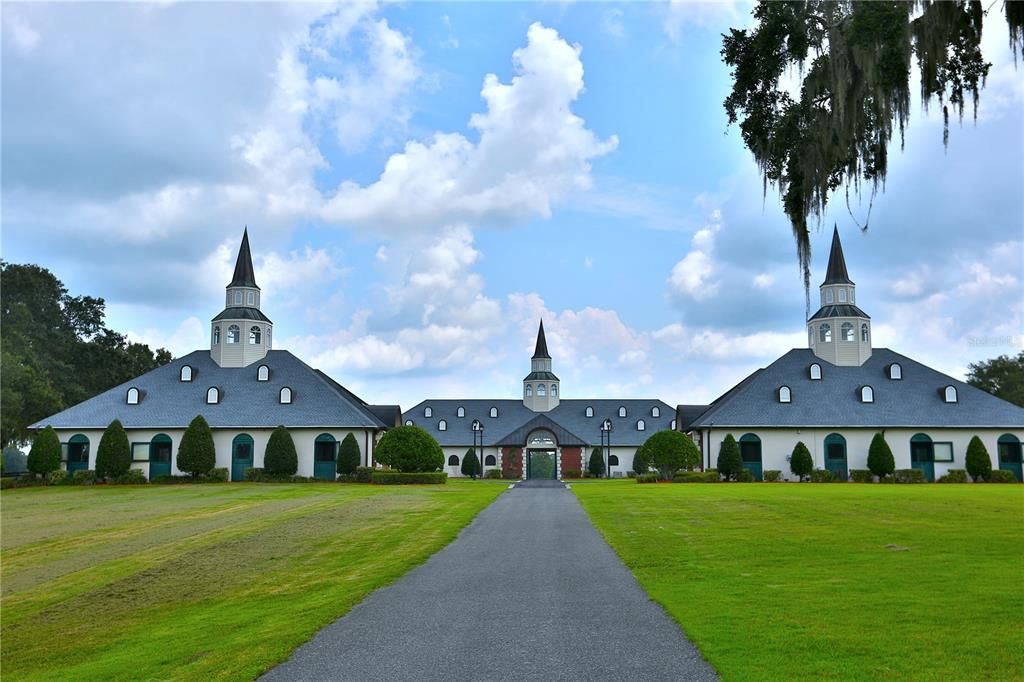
[998,434,1022,482]
[149,434,173,479]
[824,433,848,481]
[739,433,763,481]
[314,434,337,481]
[526,430,557,480]
[67,434,90,475]
[232,434,254,482]
[910,433,935,482]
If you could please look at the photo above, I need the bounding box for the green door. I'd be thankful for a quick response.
[314,435,337,481]
[998,436,1023,482]
[740,434,763,481]
[527,450,556,479]
[149,434,173,479]
[910,435,935,482]
[231,434,254,482]
[824,434,848,481]
[67,435,90,475]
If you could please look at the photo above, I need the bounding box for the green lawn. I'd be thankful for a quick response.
[573,481,1024,681]
[1,481,505,681]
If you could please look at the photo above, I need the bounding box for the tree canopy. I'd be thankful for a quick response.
[375,425,444,473]
[642,430,700,479]
[1,262,172,446]
[723,1,1023,294]
[967,351,1024,407]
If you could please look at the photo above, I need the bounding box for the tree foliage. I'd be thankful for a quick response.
[722,2,1022,295]
[643,430,700,479]
[95,419,131,480]
[264,425,298,476]
[337,433,361,475]
[375,425,444,473]
[967,351,1024,407]
[717,434,744,481]
[632,446,650,474]
[461,448,480,479]
[964,435,992,481]
[1,262,171,446]
[178,415,217,477]
[790,441,814,481]
[588,447,605,478]
[867,431,896,478]
[27,425,61,476]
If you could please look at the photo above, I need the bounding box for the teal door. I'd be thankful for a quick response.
[231,435,254,482]
[910,435,935,482]
[313,435,337,481]
[67,435,90,475]
[740,434,763,481]
[527,450,556,479]
[149,435,173,479]
[998,436,1022,482]
[824,434,848,481]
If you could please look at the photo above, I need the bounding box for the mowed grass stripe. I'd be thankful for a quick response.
[1,482,505,681]
[573,481,1024,681]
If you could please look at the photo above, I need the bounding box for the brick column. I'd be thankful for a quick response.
[501,447,523,479]
[560,447,582,477]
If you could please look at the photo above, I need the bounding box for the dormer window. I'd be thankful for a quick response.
[126,387,141,405]
[586,406,594,417]
[405,419,413,426]
[424,406,432,418]
[618,406,626,418]
[637,419,645,431]
[888,363,902,380]
[550,384,558,397]
[457,406,465,418]
[820,323,832,343]
[809,363,822,380]
[257,365,270,381]
[778,386,792,403]
[438,419,447,431]
[206,387,220,404]
[671,419,677,430]
[651,406,660,418]
[943,386,958,403]
[489,407,498,418]
[826,289,834,304]
[279,387,292,404]
[841,322,854,342]
[227,325,240,344]
[249,326,262,344]
[180,366,193,382]
[860,386,874,403]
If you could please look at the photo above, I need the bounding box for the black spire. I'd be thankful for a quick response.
[532,320,551,359]
[822,225,853,286]
[228,228,259,289]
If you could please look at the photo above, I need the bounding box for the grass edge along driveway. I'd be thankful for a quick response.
[1,481,505,681]
[572,480,1024,681]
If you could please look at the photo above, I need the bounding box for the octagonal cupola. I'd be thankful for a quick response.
[807,227,871,366]
[523,320,560,412]
[211,228,273,368]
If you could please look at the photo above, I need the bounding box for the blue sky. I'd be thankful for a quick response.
[3,2,1022,408]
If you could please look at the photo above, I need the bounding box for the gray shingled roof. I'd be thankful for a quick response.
[32,350,388,430]
[689,348,1024,428]
[212,307,273,323]
[402,399,675,447]
[808,304,869,321]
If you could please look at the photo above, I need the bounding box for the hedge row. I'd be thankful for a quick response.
[370,471,448,485]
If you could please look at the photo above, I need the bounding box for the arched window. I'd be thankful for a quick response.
[234,291,242,305]
[651,406,661,418]
[670,420,677,430]
[257,365,270,381]
[820,324,832,343]
[861,323,869,342]
[550,384,558,397]
[537,384,546,397]
[618,406,627,417]
[860,385,874,403]
[808,327,814,346]
[637,419,645,431]
[213,326,221,345]
[448,454,459,466]
[809,363,822,380]
[438,420,447,431]
[943,386,958,403]
[180,366,193,382]
[778,386,792,403]
[609,455,620,466]
[826,289,834,304]
[247,291,255,305]
[457,406,465,417]
[839,288,848,302]
[526,384,533,397]
[126,387,140,405]
[266,328,271,349]
[485,455,496,466]
[585,406,594,417]
[279,387,292,404]
[227,325,240,344]
[206,387,220,404]
[249,326,262,344]
[405,419,413,426]
[841,322,854,342]
[424,406,432,418]
[489,407,498,418]
[888,363,902,380]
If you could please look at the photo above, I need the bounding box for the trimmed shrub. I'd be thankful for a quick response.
[717,434,743,481]
[938,469,968,483]
[47,469,69,485]
[207,467,229,482]
[988,469,1018,483]
[632,446,649,474]
[764,470,782,482]
[337,433,361,475]
[371,471,448,485]
[965,436,993,482]
[642,430,700,480]
[627,471,637,478]
[562,469,582,479]
[736,468,755,482]
[636,473,659,483]
[868,432,896,479]
[461,448,480,479]
[809,469,834,483]
[264,425,298,476]
[789,441,814,481]
[177,415,216,478]
[73,469,97,485]
[244,467,264,482]
[673,470,719,483]
[95,419,131,480]
[375,425,444,473]
[27,426,62,476]
[354,466,374,483]
[114,469,147,485]
[485,469,503,480]
[850,469,874,483]
[588,448,605,478]
[894,468,925,484]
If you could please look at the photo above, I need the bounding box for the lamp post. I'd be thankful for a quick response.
[471,419,484,480]
[600,418,613,479]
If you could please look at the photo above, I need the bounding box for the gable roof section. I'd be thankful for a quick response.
[493,413,588,447]
[689,348,1024,429]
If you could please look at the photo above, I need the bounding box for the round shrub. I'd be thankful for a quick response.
[461,448,480,479]
[95,419,131,480]
[965,436,992,482]
[717,434,743,481]
[264,425,298,476]
[47,469,68,485]
[642,430,700,479]
[790,441,814,481]
[868,432,895,479]
[375,425,444,473]
[588,447,605,478]
[27,426,62,477]
[337,433,361,475]
[177,415,216,477]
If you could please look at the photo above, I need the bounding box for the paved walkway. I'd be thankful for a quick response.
[262,485,717,681]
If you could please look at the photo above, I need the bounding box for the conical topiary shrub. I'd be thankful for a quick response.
[867,432,895,480]
[717,434,743,481]
[337,433,361,475]
[95,419,131,480]
[588,447,604,478]
[177,415,216,478]
[461,448,480,479]
[264,425,298,476]
[27,426,62,477]
[965,436,992,482]
[790,441,813,481]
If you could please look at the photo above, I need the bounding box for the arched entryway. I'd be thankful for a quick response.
[313,434,338,481]
[526,430,557,480]
[824,433,848,481]
[739,433,763,481]
[67,434,90,475]
[910,433,935,482]
[149,434,173,479]
[998,434,1022,482]
[232,434,254,482]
